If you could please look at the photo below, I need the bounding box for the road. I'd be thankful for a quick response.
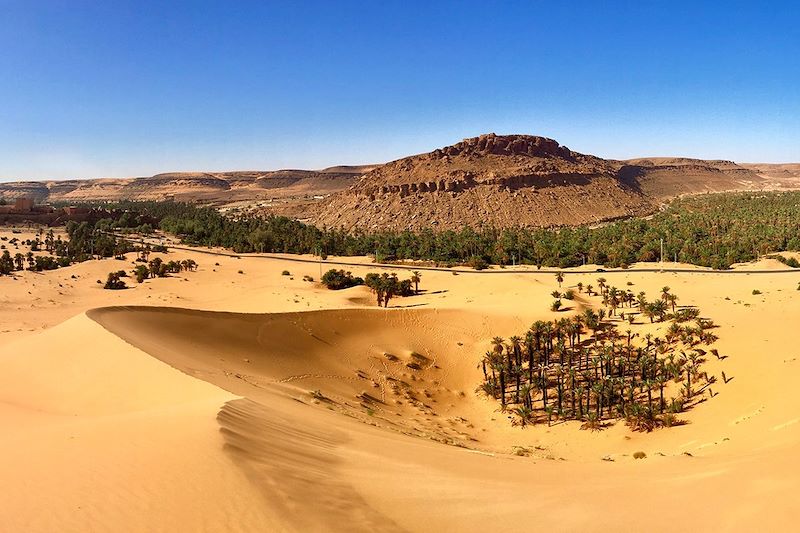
[115,233,800,276]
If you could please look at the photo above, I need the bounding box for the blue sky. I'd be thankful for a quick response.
[1,1,799,180]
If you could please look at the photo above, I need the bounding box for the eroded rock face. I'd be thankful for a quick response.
[432,133,575,160]
[313,134,648,230]
[312,133,768,231]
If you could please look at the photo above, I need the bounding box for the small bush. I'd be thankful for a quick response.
[238,270,244,274]
[303,275,314,282]
[467,256,488,270]
[551,299,563,312]
[103,271,127,290]
[633,451,646,460]
[752,289,762,295]
[563,289,575,300]
[281,270,291,276]
[321,269,363,290]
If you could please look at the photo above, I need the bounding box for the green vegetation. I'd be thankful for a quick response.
[479,283,720,431]
[320,269,363,290]
[320,268,416,306]
[131,258,197,284]
[0,226,135,276]
[103,271,127,290]
[82,191,800,270]
[364,272,414,307]
[767,254,800,268]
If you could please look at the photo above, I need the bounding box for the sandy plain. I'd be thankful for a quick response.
[1,227,799,532]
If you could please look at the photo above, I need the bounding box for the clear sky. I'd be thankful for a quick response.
[1,1,799,181]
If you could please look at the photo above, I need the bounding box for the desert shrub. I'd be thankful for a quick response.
[550,299,562,312]
[633,451,646,460]
[133,265,149,283]
[752,289,762,295]
[321,269,363,290]
[467,256,488,270]
[563,289,575,300]
[32,256,60,271]
[768,254,800,268]
[281,270,291,276]
[103,271,127,290]
[673,307,700,323]
[303,275,314,282]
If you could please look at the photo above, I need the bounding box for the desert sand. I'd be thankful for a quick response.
[2,228,800,532]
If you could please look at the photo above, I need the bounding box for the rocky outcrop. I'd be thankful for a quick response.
[312,133,772,231]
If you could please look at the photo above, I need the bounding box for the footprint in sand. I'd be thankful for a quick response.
[731,405,765,425]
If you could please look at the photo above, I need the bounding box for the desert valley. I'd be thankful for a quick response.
[4,3,800,531]
[2,132,800,531]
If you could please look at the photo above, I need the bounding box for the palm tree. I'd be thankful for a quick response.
[491,336,504,355]
[597,277,607,295]
[478,287,716,430]
[410,271,421,294]
[666,293,678,313]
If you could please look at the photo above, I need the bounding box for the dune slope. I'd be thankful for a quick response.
[85,302,800,531]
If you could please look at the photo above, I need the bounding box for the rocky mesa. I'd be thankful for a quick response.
[312,133,772,231]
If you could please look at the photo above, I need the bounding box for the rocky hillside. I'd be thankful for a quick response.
[313,134,772,231]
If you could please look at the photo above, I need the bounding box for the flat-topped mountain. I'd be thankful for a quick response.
[0,166,378,206]
[312,133,774,230]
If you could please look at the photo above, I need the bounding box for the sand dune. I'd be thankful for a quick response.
[2,237,800,531]
[87,301,800,531]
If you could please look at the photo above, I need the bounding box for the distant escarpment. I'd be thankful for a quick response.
[0,166,378,206]
[312,134,773,231]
